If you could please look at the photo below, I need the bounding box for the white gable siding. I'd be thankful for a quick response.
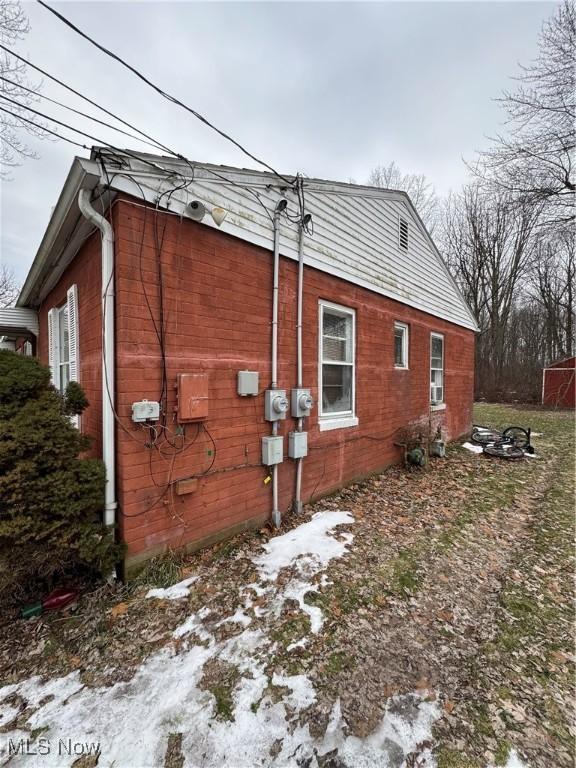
[93,157,478,332]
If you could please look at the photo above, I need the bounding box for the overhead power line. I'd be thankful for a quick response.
[0,74,162,151]
[0,105,88,149]
[0,94,191,178]
[37,0,294,186]
[0,42,176,158]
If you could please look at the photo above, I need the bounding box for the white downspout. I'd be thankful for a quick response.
[294,223,305,515]
[78,189,117,529]
[270,200,286,528]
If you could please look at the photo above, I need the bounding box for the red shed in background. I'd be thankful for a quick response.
[542,356,576,409]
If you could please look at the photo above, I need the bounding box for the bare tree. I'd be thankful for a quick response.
[472,1,576,226]
[442,184,541,398]
[530,227,575,362]
[0,264,18,307]
[368,161,440,233]
[0,0,46,177]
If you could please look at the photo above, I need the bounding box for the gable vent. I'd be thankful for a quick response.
[399,217,409,251]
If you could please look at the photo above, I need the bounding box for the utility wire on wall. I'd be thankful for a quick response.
[2,19,315,517]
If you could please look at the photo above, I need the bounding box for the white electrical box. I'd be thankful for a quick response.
[262,435,284,465]
[264,389,289,421]
[132,399,160,423]
[237,370,259,397]
[291,388,314,418]
[289,431,308,459]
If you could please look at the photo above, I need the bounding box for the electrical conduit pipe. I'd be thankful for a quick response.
[78,189,117,529]
[270,199,286,528]
[294,222,305,514]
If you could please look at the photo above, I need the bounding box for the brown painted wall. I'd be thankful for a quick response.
[111,198,475,569]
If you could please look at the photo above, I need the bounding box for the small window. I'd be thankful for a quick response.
[430,332,444,404]
[48,284,79,396]
[319,301,355,419]
[394,322,409,369]
[399,217,409,251]
[58,304,71,394]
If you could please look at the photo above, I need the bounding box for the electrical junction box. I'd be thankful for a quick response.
[176,373,209,422]
[265,389,289,421]
[237,370,259,397]
[291,388,314,418]
[132,399,160,423]
[289,431,308,459]
[262,435,283,466]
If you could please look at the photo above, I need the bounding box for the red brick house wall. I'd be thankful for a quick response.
[39,196,475,573]
[37,230,104,459]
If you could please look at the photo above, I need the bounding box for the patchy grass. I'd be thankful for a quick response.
[199,659,241,722]
[323,651,356,676]
[432,403,575,766]
[436,748,482,768]
[270,612,310,649]
[132,549,187,589]
[2,403,573,768]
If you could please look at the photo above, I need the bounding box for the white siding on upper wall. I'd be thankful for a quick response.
[102,155,478,331]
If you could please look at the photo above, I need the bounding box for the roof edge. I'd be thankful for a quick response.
[17,157,102,308]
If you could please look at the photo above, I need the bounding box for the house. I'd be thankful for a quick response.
[542,356,575,409]
[0,149,478,576]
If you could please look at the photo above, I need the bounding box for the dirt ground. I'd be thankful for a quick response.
[0,403,574,768]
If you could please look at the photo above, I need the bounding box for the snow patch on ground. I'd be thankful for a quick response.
[0,511,455,767]
[462,441,484,454]
[317,694,441,767]
[252,510,354,581]
[145,575,198,600]
[488,750,528,768]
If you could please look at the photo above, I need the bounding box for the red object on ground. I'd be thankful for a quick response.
[42,588,78,612]
[542,356,576,409]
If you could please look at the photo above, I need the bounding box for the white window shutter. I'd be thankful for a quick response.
[67,284,79,383]
[47,307,59,386]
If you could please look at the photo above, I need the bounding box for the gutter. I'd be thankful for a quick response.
[77,189,117,530]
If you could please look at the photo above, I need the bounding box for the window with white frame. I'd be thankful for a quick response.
[48,285,79,397]
[57,304,71,393]
[319,301,355,419]
[394,322,409,368]
[430,332,444,404]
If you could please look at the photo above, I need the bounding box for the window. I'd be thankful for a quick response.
[430,332,444,404]
[399,216,409,251]
[319,301,356,426]
[394,322,409,368]
[57,304,71,394]
[48,284,79,396]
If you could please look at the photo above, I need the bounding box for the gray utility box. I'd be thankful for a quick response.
[262,435,283,465]
[132,399,160,423]
[288,431,308,459]
[237,370,259,397]
[264,389,289,421]
[291,388,313,418]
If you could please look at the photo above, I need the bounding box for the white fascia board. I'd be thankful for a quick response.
[17,157,103,308]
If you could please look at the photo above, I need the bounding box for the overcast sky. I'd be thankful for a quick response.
[1,0,556,284]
